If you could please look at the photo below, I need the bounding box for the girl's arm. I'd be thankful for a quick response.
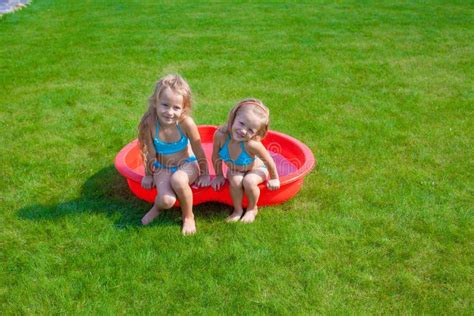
[247,141,280,190]
[181,117,210,186]
[211,130,226,190]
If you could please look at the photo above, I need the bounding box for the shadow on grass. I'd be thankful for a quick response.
[17,165,231,229]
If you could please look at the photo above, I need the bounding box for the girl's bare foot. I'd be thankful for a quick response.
[226,210,243,222]
[141,205,160,225]
[241,208,258,223]
[182,217,196,235]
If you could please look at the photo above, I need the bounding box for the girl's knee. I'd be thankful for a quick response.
[242,177,259,191]
[155,194,176,209]
[170,173,189,192]
[229,176,243,188]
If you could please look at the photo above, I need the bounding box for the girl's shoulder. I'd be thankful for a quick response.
[178,116,197,132]
[179,115,195,126]
[245,139,264,154]
[214,127,228,143]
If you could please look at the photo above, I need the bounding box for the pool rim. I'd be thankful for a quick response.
[115,125,316,185]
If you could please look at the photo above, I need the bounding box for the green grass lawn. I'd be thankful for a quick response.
[1,0,472,313]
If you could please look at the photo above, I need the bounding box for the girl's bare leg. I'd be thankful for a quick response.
[170,161,199,235]
[241,168,268,223]
[227,169,245,222]
[142,170,176,225]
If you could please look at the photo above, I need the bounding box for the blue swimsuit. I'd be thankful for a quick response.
[218,135,256,166]
[152,121,196,173]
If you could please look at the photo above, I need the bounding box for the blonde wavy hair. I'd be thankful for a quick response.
[218,98,270,141]
[138,74,192,159]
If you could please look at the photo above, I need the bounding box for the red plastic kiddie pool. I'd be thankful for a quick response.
[115,125,315,207]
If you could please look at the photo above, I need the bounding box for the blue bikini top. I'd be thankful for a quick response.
[153,121,189,155]
[218,134,256,166]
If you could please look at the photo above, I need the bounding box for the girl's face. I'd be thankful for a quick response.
[230,107,263,142]
[156,87,184,125]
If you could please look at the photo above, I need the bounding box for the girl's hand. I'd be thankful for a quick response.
[196,175,211,187]
[141,175,154,189]
[266,178,280,191]
[211,175,226,191]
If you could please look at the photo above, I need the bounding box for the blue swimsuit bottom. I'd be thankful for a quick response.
[153,156,197,173]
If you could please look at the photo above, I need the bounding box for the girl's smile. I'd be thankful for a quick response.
[230,108,262,142]
[157,87,184,125]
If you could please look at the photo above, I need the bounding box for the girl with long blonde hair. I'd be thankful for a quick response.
[138,74,210,235]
